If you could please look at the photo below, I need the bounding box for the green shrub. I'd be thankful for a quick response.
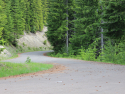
[56,53,63,57]
[79,47,97,61]
[0,48,5,54]
[26,30,30,34]
[97,40,125,64]
[16,50,18,53]
[25,57,31,63]
[35,47,39,51]
[28,47,31,50]
[47,46,53,50]
[43,40,47,45]
[22,42,27,46]
[39,47,42,49]
[31,26,36,33]
[18,46,23,52]
[33,47,36,51]
[63,53,68,57]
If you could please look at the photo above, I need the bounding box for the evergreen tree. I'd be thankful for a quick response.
[2,0,14,44]
[69,0,100,54]
[2,0,45,45]
[0,0,6,45]
[46,0,75,53]
[29,0,36,33]
[19,0,27,30]
[29,0,44,33]
[36,0,44,31]
[25,0,31,31]
[42,0,49,24]
[101,0,125,39]
[10,0,24,46]
[66,0,76,53]
[47,0,68,53]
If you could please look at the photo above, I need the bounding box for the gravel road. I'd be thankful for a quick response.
[0,50,125,94]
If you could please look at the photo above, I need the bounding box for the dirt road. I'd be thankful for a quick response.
[1,51,125,94]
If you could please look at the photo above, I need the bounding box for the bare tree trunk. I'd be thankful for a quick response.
[66,0,68,53]
[74,11,76,34]
[100,4,104,60]
[101,27,104,50]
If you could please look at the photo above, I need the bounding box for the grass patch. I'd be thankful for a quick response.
[0,62,53,77]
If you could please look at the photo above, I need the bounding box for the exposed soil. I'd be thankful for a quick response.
[17,26,51,49]
[0,63,66,80]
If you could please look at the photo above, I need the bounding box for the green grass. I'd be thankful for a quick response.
[0,62,53,77]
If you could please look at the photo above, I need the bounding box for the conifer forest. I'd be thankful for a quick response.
[0,0,125,64]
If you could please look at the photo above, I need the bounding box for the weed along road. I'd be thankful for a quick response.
[1,51,125,94]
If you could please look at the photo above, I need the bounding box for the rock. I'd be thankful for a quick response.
[0,45,12,59]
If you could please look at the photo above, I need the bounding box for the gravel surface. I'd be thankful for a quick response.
[1,50,125,94]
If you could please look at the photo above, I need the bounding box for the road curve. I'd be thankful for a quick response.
[1,50,125,94]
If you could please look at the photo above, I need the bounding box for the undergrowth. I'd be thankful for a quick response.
[47,40,125,65]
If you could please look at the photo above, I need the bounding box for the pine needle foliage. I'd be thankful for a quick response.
[46,0,76,53]
[29,0,44,33]
[69,0,100,55]
[46,0,68,53]
[42,0,49,24]
[2,0,14,44]
[101,0,125,39]
[0,0,6,45]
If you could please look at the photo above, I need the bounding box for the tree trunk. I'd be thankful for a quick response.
[100,4,104,61]
[66,0,68,53]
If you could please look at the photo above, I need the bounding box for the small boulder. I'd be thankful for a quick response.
[0,45,11,59]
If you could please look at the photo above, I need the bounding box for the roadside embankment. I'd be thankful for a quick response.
[0,26,52,60]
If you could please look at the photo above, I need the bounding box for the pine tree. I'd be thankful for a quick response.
[36,0,44,31]
[42,0,49,24]
[25,0,31,31]
[101,0,125,39]
[29,0,35,33]
[19,0,27,30]
[29,0,44,33]
[66,0,76,53]
[2,0,14,44]
[46,0,75,53]
[47,0,68,53]
[69,0,100,54]
[0,0,6,45]
[10,0,24,46]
